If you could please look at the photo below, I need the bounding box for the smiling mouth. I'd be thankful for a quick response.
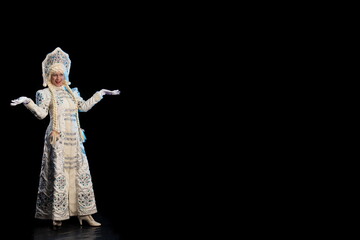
[54,80,63,86]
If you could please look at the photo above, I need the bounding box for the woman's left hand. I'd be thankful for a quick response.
[100,89,121,96]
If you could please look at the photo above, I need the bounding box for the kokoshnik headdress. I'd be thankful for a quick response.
[42,47,71,87]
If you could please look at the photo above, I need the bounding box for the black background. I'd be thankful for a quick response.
[0,10,202,239]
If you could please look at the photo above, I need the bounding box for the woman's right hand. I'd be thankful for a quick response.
[10,96,30,106]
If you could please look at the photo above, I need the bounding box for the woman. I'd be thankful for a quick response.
[10,47,120,227]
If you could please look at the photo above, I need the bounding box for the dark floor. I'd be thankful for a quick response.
[30,213,121,240]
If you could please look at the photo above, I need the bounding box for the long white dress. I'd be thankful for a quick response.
[25,86,103,221]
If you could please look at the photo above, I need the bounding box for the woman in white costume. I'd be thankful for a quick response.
[10,47,120,227]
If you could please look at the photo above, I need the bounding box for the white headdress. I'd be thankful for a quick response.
[42,47,71,87]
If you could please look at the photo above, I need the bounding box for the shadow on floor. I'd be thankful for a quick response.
[31,213,121,240]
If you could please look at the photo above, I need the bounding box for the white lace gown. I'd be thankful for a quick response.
[25,86,103,221]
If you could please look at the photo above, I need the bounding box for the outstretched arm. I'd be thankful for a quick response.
[10,90,50,119]
[74,88,120,112]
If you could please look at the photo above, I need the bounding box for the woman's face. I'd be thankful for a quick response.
[51,71,65,87]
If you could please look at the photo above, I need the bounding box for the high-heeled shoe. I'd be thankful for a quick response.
[53,220,62,227]
[78,215,101,227]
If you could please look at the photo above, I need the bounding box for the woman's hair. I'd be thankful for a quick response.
[46,63,70,85]
[47,63,84,144]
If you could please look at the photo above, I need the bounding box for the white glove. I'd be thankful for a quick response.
[99,89,121,96]
[10,96,30,106]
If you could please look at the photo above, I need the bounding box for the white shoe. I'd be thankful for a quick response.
[78,215,101,227]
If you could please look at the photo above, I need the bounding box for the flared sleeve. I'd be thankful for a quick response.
[72,87,103,112]
[24,89,51,120]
